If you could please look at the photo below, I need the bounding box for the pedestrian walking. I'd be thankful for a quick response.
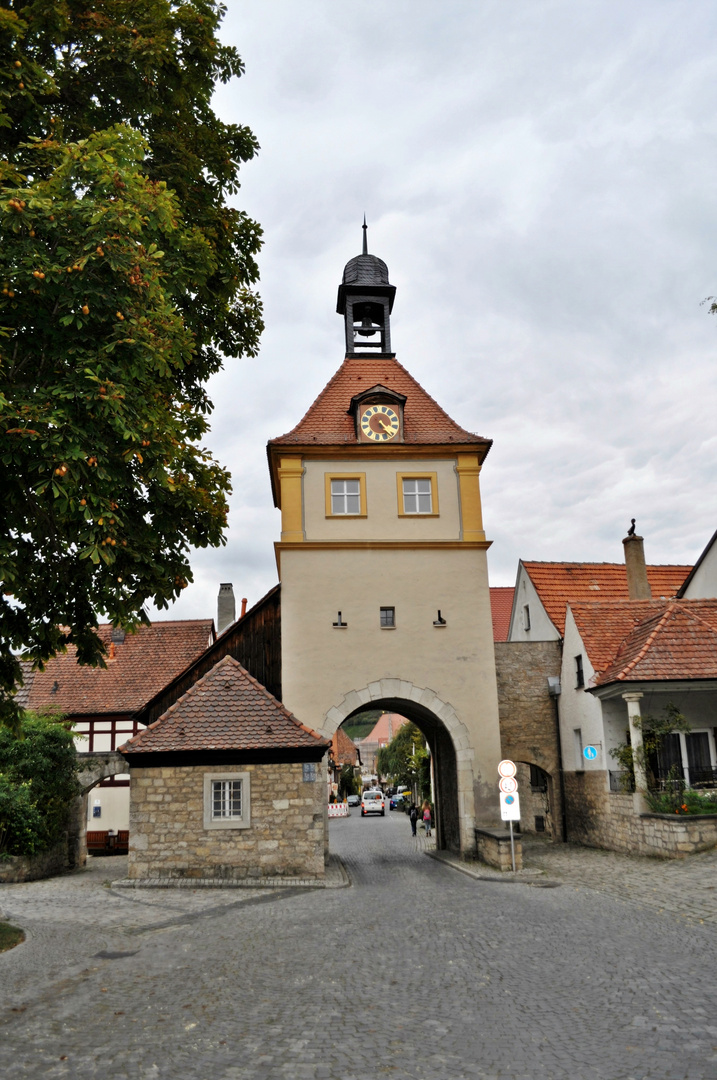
[409,802,418,837]
[422,801,432,837]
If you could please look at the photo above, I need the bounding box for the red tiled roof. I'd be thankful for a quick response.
[363,712,409,745]
[269,356,490,447]
[25,621,214,716]
[331,726,359,765]
[121,655,328,754]
[523,562,691,636]
[570,600,663,674]
[490,587,515,642]
[588,600,717,687]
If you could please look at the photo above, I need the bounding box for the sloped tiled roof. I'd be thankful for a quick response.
[269,356,489,447]
[490,587,515,642]
[24,621,214,716]
[362,712,409,745]
[121,655,328,754]
[569,599,717,687]
[591,601,717,687]
[331,725,359,766]
[523,562,691,636]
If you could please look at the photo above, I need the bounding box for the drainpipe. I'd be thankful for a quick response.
[548,676,568,843]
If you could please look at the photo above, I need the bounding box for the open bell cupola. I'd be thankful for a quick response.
[336,218,396,357]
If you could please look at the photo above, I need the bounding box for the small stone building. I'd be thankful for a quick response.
[119,655,329,881]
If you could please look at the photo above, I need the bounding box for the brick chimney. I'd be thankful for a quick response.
[623,534,652,600]
[217,583,236,635]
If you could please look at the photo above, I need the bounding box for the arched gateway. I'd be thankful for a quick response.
[266,226,504,854]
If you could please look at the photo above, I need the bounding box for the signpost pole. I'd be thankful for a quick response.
[509,820,516,873]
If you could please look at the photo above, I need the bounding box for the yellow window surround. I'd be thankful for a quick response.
[324,472,367,518]
[396,472,439,517]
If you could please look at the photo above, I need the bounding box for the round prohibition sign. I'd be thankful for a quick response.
[498,759,517,779]
[499,776,518,794]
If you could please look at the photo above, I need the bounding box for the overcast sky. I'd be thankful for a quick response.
[149,0,717,624]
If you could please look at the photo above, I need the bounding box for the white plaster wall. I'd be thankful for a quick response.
[682,538,717,598]
[87,785,129,831]
[559,609,608,777]
[280,545,503,846]
[302,457,461,541]
[507,564,561,641]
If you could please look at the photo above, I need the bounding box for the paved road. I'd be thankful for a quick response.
[1,811,717,1079]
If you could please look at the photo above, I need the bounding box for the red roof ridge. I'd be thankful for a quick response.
[613,604,674,680]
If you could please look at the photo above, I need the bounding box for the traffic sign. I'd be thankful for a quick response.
[499,775,518,794]
[500,791,521,821]
[498,759,516,778]
[583,745,598,761]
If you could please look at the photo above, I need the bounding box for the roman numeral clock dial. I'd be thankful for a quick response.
[360,405,399,442]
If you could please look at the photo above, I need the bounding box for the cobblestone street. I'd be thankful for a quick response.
[1,812,717,1079]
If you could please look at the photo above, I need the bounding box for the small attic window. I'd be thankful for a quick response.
[110,626,126,644]
[523,604,531,631]
[575,654,585,689]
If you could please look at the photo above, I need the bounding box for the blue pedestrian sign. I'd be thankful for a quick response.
[583,745,597,760]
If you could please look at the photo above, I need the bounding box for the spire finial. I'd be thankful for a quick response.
[362,214,368,256]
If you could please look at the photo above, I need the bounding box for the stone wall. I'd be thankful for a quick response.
[564,771,717,857]
[128,762,326,881]
[494,641,563,838]
[0,836,69,883]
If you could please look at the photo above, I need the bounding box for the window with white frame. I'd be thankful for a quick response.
[402,477,432,514]
[331,478,361,515]
[203,772,251,830]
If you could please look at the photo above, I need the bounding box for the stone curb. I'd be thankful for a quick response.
[110,854,350,891]
[426,849,561,886]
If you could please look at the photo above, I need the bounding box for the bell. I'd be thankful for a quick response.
[356,312,376,337]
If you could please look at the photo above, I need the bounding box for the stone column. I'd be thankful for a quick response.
[622,691,648,812]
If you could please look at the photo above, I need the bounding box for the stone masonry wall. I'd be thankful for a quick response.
[0,836,69,883]
[494,641,563,838]
[128,762,326,881]
[564,771,717,857]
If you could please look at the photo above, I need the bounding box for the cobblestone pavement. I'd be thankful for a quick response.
[520,835,717,926]
[1,811,717,1080]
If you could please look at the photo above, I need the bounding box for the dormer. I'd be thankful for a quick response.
[349,384,407,444]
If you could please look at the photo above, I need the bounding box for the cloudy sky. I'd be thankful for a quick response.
[150,0,717,623]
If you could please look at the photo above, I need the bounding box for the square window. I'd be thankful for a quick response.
[380,607,395,628]
[397,473,438,516]
[402,477,432,514]
[325,474,366,517]
[302,762,317,782]
[204,772,251,830]
[331,479,360,515]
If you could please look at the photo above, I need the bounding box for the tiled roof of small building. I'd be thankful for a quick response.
[269,356,489,447]
[490,587,515,642]
[570,599,717,686]
[523,562,691,636]
[121,655,328,754]
[23,620,214,716]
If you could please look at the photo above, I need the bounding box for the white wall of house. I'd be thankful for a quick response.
[507,564,560,642]
[86,784,129,831]
[559,609,608,776]
[681,533,717,598]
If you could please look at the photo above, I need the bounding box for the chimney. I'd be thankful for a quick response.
[623,533,652,600]
[217,583,236,635]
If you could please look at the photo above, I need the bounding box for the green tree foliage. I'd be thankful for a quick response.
[0,711,78,856]
[338,762,358,799]
[376,722,429,797]
[0,2,262,726]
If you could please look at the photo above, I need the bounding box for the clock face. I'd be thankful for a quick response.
[361,405,400,442]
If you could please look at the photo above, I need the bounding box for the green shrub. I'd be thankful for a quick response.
[0,712,78,856]
[645,786,717,815]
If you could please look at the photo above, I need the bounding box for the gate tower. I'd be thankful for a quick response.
[267,226,502,851]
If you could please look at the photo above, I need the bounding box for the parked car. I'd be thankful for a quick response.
[361,791,385,816]
[389,793,406,810]
[347,794,360,807]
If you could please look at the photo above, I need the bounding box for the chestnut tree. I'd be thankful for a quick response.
[0,2,263,727]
